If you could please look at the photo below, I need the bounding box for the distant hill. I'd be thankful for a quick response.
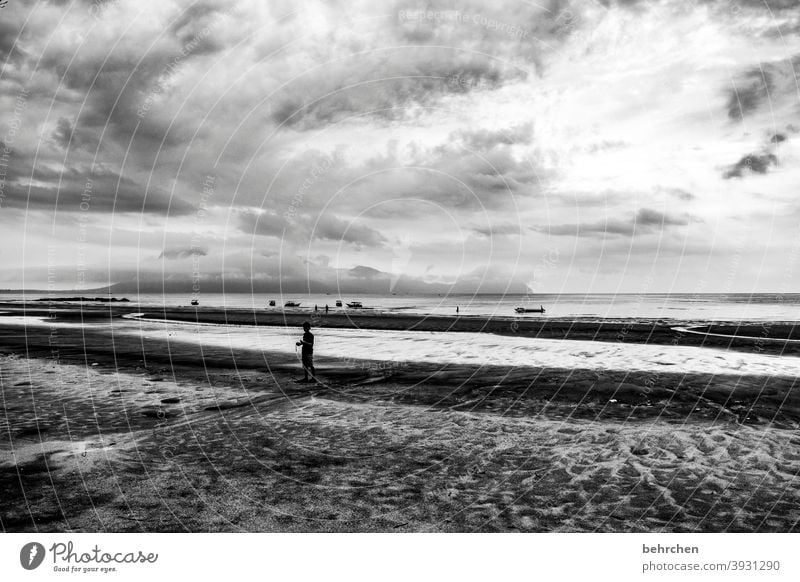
[1,266,528,295]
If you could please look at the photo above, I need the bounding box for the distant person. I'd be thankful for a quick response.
[456,306,459,314]
[295,321,315,382]
[314,304,318,312]
[325,304,329,314]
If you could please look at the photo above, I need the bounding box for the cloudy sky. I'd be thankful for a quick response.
[1,0,799,293]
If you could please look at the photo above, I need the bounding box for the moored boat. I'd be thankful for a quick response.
[284,301,301,307]
[514,305,545,313]
[346,301,363,308]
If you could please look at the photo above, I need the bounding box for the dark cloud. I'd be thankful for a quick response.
[0,154,194,215]
[0,19,25,64]
[348,265,383,278]
[540,208,690,238]
[25,3,231,160]
[313,214,388,247]
[238,210,287,238]
[238,210,387,248]
[635,208,687,226]
[725,54,800,121]
[52,117,73,149]
[159,246,207,260]
[723,152,778,178]
[727,67,772,120]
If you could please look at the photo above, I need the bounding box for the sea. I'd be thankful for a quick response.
[1,291,799,322]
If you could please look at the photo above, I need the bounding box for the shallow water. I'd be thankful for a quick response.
[5,315,800,376]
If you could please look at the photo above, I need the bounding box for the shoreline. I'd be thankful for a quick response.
[3,301,799,356]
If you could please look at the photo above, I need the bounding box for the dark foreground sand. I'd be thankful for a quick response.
[1,303,799,532]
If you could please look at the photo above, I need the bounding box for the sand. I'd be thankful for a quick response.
[0,302,799,532]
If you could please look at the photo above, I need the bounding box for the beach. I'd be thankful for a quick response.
[1,301,799,532]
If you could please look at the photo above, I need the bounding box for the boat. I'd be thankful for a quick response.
[335,300,342,307]
[346,301,363,308]
[514,305,545,314]
[268,300,276,306]
[284,301,301,307]
[191,299,199,306]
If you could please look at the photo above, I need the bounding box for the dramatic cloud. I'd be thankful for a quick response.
[0,152,195,215]
[2,0,800,292]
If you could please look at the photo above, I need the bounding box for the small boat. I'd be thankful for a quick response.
[514,305,545,314]
[191,299,199,306]
[284,301,301,307]
[268,300,276,306]
[335,300,342,307]
[346,301,363,308]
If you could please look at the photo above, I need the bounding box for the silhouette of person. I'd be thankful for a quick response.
[296,321,315,382]
[325,304,329,313]
[456,306,459,314]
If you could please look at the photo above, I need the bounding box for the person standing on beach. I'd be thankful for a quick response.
[296,321,315,382]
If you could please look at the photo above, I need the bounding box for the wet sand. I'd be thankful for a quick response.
[1,303,799,532]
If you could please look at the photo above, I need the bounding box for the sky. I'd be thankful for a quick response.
[1,0,799,294]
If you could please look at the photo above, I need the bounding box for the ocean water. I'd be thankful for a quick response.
[2,291,799,322]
